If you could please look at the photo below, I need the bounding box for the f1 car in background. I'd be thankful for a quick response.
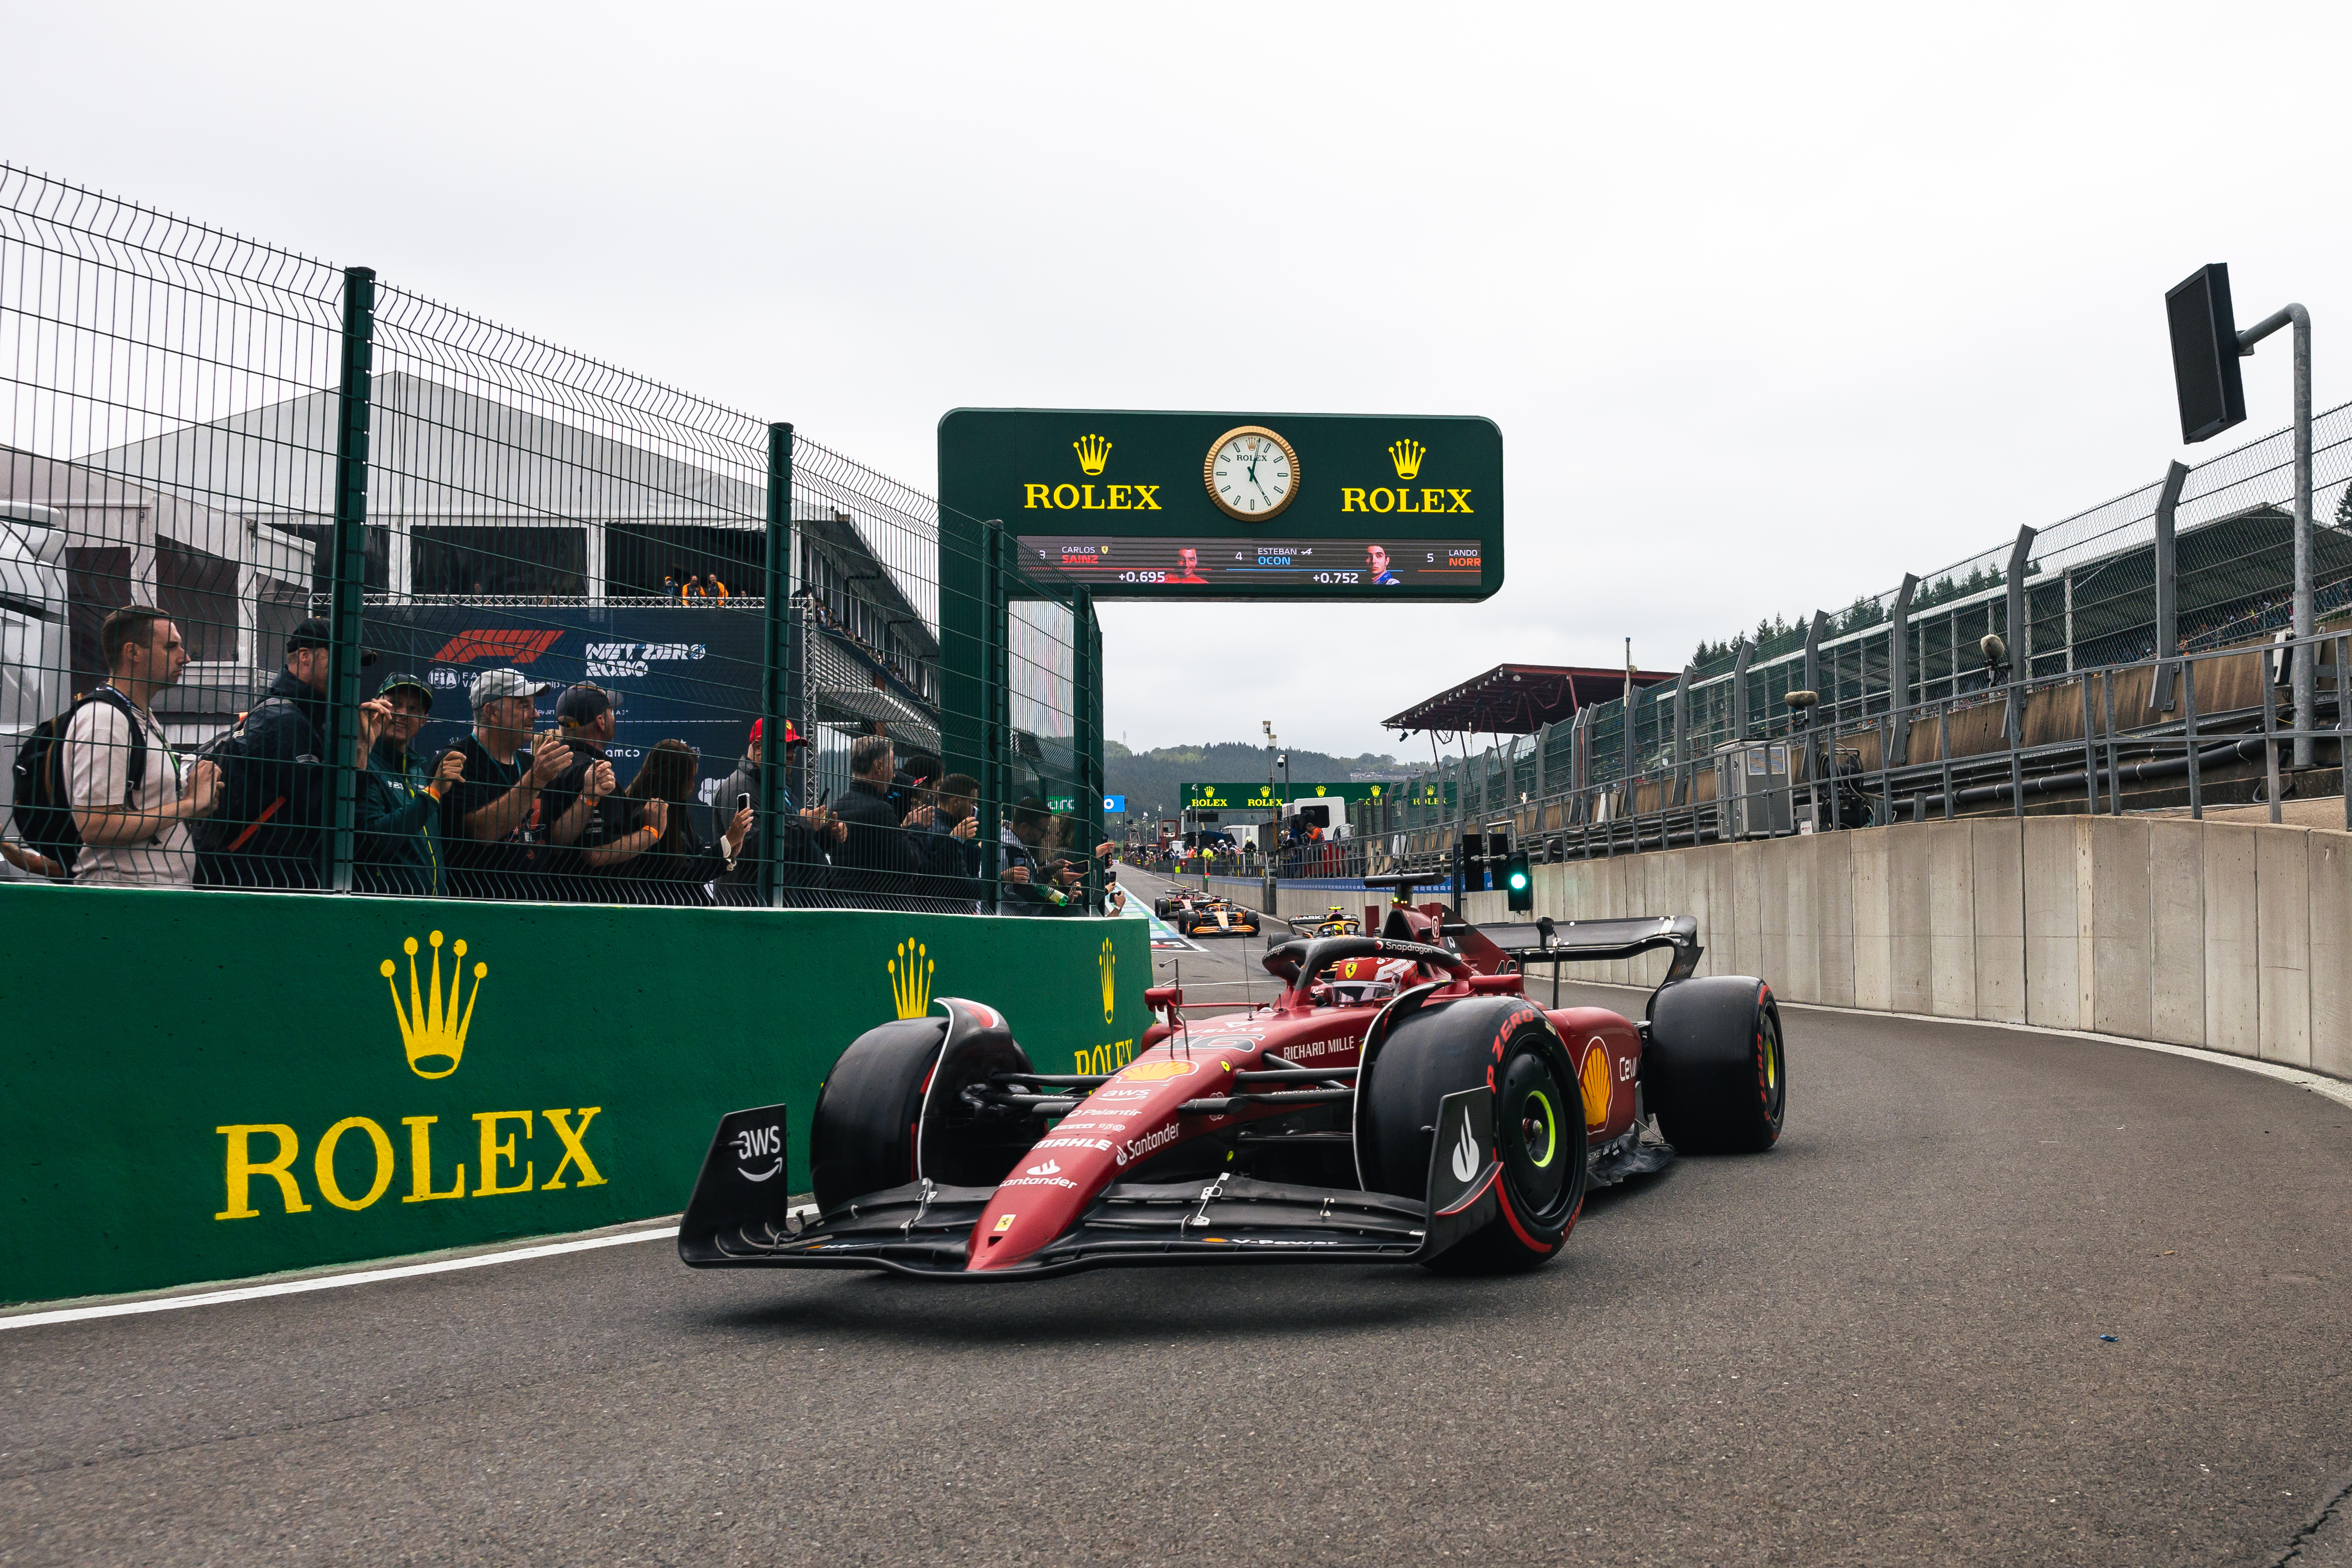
[1153,887,1208,922]
[1303,905,1361,937]
[677,900,1785,1280]
[1170,897,1260,937]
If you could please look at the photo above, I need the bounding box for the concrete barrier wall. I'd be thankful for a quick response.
[0,884,1153,1304]
[1523,819,2350,1082]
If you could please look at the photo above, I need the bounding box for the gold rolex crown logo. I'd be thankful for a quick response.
[1099,936,1116,1023]
[1388,438,1426,480]
[890,938,936,1020]
[381,931,487,1080]
[1072,433,1112,476]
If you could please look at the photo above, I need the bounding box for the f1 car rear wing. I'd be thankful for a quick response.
[1474,914,1704,984]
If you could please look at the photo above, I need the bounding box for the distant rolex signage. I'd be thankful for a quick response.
[1180,780,1426,810]
[939,409,1504,601]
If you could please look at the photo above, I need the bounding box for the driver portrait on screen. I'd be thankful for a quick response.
[1366,543,1400,585]
[1169,547,1208,585]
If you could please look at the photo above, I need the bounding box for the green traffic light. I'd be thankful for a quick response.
[1509,871,1529,889]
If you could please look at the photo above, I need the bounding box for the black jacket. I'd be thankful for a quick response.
[207,670,328,888]
[828,777,916,900]
[710,758,830,906]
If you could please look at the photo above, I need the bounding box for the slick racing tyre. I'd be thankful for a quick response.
[809,1012,1035,1213]
[1358,995,1587,1273]
[1644,976,1785,1154]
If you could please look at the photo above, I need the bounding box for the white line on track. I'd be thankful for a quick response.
[3,1224,680,1331]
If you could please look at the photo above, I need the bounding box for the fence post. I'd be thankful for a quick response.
[1731,638,1753,739]
[2151,461,2188,712]
[322,266,375,894]
[1672,665,1691,805]
[2006,527,2036,690]
[760,421,793,909]
[1073,585,1102,909]
[1889,573,1918,764]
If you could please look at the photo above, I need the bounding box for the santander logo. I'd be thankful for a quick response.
[1024,1158,1062,1177]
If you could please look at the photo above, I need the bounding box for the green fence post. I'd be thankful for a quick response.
[984,521,1008,912]
[762,422,794,910]
[322,266,375,893]
[1072,584,1101,906]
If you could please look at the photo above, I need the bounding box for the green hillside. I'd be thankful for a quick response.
[1105,740,1422,823]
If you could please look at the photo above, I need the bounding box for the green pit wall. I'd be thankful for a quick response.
[0,883,1153,1306]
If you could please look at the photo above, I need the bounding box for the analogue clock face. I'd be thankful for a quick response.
[1205,427,1298,520]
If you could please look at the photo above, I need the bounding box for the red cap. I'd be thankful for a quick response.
[749,718,809,749]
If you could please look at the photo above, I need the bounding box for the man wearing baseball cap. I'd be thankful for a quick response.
[537,682,664,900]
[350,672,464,895]
[200,616,377,888]
[438,665,570,899]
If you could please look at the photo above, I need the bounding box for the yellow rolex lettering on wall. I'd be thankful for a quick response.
[1340,437,1470,514]
[1023,433,1162,510]
[213,932,607,1221]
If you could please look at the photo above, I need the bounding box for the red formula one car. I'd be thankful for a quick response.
[678,904,1785,1280]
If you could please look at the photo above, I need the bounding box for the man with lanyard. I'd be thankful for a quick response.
[353,672,464,895]
[539,682,663,901]
[65,606,222,885]
[440,666,572,900]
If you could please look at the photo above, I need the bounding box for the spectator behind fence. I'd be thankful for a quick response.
[64,606,220,887]
[540,683,663,901]
[998,796,1059,907]
[612,739,751,905]
[353,673,463,896]
[913,769,984,908]
[830,733,919,902]
[710,718,834,905]
[707,574,729,602]
[661,573,678,598]
[684,575,706,601]
[201,616,376,888]
[441,667,568,900]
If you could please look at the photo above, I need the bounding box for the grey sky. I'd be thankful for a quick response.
[9,2,2350,758]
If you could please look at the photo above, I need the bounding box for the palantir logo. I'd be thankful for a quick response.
[889,938,935,1020]
[380,931,488,1080]
[431,629,562,665]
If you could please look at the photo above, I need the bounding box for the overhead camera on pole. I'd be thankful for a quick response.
[2167,262,2313,764]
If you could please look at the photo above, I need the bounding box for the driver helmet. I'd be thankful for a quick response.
[1320,954,1418,1006]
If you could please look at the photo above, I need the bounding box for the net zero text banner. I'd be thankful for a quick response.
[0,884,1151,1304]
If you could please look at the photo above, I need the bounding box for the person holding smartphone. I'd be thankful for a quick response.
[352,672,464,896]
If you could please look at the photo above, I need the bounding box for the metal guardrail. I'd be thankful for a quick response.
[1365,631,2350,880]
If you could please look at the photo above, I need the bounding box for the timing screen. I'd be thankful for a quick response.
[1017,536,1483,589]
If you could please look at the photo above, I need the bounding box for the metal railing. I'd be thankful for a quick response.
[1364,630,2347,883]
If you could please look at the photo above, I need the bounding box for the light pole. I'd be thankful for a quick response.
[1262,719,1279,913]
[2236,303,2314,766]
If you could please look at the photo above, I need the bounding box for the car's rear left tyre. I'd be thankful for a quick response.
[1644,976,1785,1154]
[1358,995,1587,1273]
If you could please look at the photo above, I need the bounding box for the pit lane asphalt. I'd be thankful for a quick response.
[7,867,2350,1568]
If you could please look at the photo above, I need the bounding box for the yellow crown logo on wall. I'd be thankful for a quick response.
[381,931,487,1080]
[890,938,936,1020]
[1072,434,1113,476]
[1388,439,1426,480]
[1099,936,1116,1023]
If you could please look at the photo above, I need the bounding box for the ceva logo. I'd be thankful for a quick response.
[890,938,935,1020]
[432,629,563,665]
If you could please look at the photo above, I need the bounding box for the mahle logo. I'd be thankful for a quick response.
[890,938,936,1020]
[1098,936,1116,1024]
[381,930,487,1080]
